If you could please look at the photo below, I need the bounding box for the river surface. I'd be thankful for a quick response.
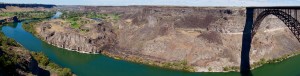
[1,14,300,76]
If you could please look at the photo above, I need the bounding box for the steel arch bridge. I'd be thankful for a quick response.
[252,8,300,41]
[240,7,300,75]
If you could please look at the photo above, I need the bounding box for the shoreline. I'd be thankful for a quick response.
[47,39,196,72]
[28,26,300,72]
[35,33,197,72]
[18,10,300,72]
[38,37,300,72]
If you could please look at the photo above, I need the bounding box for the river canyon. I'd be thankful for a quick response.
[1,3,300,76]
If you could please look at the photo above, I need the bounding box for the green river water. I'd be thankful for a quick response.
[1,16,300,76]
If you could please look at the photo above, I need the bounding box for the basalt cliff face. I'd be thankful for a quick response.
[36,6,300,72]
[36,19,117,53]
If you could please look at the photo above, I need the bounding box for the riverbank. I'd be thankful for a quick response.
[2,3,300,76]
[6,19,300,76]
[0,31,73,75]
[23,6,300,72]
[23,20,196,72]
[222,51,300,72]
[0,6,75,75]
[14,5,300,72]
[102,50,195,72]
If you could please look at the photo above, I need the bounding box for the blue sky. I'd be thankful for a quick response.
[1,0,300,6]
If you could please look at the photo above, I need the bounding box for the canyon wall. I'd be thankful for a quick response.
[36,6,300,72]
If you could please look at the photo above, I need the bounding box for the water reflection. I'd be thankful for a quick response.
[51,11,62,19]
[40,41,101,65]
[240,70,253,76]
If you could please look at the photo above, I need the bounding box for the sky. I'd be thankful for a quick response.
[1,0,300,6]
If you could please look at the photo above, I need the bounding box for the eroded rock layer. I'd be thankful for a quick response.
[36,6,300,72]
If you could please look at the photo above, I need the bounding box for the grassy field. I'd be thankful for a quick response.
[60,11,120,29]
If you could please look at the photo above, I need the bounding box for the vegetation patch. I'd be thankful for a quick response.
[0,32,73,75]
[223,52,300,72]
[102,51,195,72]
[0,11,55,20]
[0,12,15,17]
[251,53,300,69]
[31,52,73,76]
[0,32,28,75]
[60,11,120,29]
[161,60,195,72]
[223,66,239,72]
[0,50,19,75]
[22,20,40,34]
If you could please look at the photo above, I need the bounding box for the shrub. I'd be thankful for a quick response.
[59,68,72,76]
[223,67,229,71]
[31,52,73,76]
[48,63,59,69]
[162,60,194,72]
[23,20,40,34]
[208,67,212,71]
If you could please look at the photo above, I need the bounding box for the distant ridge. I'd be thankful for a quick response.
[0,3,56,8]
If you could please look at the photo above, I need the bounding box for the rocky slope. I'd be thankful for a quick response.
[36,19,117,53]
[0,4,73,75]
[35,6,300,72]
[0,33,47,75]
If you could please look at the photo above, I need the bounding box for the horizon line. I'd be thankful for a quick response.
[1,2,300,7]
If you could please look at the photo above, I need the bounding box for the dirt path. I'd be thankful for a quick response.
[222,27,288,35]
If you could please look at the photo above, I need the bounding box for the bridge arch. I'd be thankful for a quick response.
[240,9,300,74]
[251,10,300,41]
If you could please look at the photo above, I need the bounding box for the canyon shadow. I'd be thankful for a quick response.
[240,7,253,76]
